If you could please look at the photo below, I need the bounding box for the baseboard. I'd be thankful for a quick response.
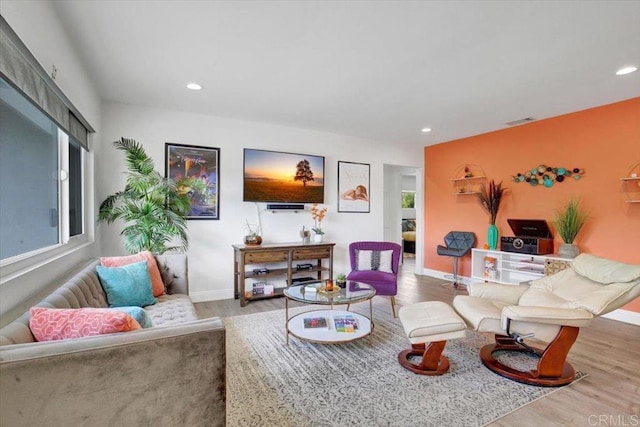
[423,268,640,326]
[422,268,472,286]
[189,289,233,303]
[602,309,640,326]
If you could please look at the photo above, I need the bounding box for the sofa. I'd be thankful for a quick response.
[0,254,226,427]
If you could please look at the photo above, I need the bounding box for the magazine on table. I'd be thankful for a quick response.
[303,317,329,329]
[333,314,359,333]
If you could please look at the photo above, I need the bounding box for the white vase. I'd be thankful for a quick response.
[313,234,324,243]
[558,243,579,258]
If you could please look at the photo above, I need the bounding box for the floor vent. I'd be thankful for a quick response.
[505,117,537,126]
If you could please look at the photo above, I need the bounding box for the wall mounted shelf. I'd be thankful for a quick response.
[451,164,486,195]
[621,161,640,203]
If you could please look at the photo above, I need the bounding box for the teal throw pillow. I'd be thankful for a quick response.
[111,306,153,328]
[97,261,156,308]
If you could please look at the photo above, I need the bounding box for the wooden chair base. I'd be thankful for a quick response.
[480,326,579,387]
[398,341,450,375]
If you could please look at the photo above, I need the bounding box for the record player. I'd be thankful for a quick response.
[500,219,554,255]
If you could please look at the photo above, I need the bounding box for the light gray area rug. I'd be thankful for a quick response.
[225,301,584,427]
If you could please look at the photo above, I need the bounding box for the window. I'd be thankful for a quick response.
[0,76,84,261]
[401,191,415,209]
[68,138,83,237]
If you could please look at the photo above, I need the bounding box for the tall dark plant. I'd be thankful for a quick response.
[477,180,506,225]
[98,138,203,254]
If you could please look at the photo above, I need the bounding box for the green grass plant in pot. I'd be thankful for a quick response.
[98,138,204,254]
[477,180,506,250]
[554,197,589,258]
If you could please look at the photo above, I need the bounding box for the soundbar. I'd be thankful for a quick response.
[267,203,305,211]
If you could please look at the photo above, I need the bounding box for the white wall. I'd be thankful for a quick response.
[383,165,404,245]
[0,2,102,319]
[100,102,422,301]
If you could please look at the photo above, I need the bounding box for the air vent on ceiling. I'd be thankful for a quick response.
[505,117,537,126]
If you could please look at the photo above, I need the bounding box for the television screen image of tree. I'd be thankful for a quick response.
[294,160,314,186]
[243,149,324,203]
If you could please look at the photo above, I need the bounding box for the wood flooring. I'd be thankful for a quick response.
[195,257,640,426]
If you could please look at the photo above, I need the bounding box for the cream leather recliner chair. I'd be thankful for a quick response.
[453,254,640,386]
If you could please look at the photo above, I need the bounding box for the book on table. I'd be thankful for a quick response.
[333,314,359,333]
[305,284,318,293]
[303,317,329,329]
[252,281,266,295]
[252,281,274,296]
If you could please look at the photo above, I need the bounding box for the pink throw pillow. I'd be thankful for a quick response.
[100,251,165,296]
[29,307,141,342]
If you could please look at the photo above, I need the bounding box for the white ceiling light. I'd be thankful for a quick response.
[616,66,637,76]
[421,127,432,133]
[186,82,203,90]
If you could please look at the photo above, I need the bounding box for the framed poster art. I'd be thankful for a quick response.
[165,143,220,220]
[338,161,370,213]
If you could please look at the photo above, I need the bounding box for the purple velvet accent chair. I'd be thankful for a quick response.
[347,241,402,317]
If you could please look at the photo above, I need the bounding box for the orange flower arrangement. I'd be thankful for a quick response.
[310,204,328,235]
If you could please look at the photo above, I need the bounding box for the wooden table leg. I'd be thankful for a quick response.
[285,297,289,345]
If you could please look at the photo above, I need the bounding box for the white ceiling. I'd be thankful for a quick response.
[51,1,640,148]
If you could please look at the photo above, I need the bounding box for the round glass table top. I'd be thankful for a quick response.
[284,281,375,305]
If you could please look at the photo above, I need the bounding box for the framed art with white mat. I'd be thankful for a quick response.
[338,161,370,213]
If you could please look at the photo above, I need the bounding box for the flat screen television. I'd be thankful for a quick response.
[243,148,325,203]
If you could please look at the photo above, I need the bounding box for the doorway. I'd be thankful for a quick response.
[382,164,423,274]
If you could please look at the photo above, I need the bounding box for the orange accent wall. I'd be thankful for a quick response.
[424,97,640,312]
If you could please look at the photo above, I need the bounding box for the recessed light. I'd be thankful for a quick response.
[186,82,203,90]
[616,66,637,76]
[421,127,432,133]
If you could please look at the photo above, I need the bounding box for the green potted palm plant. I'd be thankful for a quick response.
[477,180,506,250]
[98,138,203,254]
[553,197,589,258]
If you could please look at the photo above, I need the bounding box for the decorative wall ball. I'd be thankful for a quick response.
[512,165,584,188]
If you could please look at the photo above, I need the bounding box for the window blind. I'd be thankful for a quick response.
[0,16,93,150]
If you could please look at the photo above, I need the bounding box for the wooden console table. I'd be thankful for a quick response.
[233,242,335,307]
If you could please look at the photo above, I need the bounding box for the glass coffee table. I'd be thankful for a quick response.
[284,281,376,345]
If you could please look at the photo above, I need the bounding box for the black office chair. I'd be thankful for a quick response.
[437,231,476,289]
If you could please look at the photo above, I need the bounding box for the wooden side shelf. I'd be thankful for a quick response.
[451,176,487,182]
[452,164,486,195]
[233,242,335,307]
[620,161,640,203]
[452,191,481,196]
